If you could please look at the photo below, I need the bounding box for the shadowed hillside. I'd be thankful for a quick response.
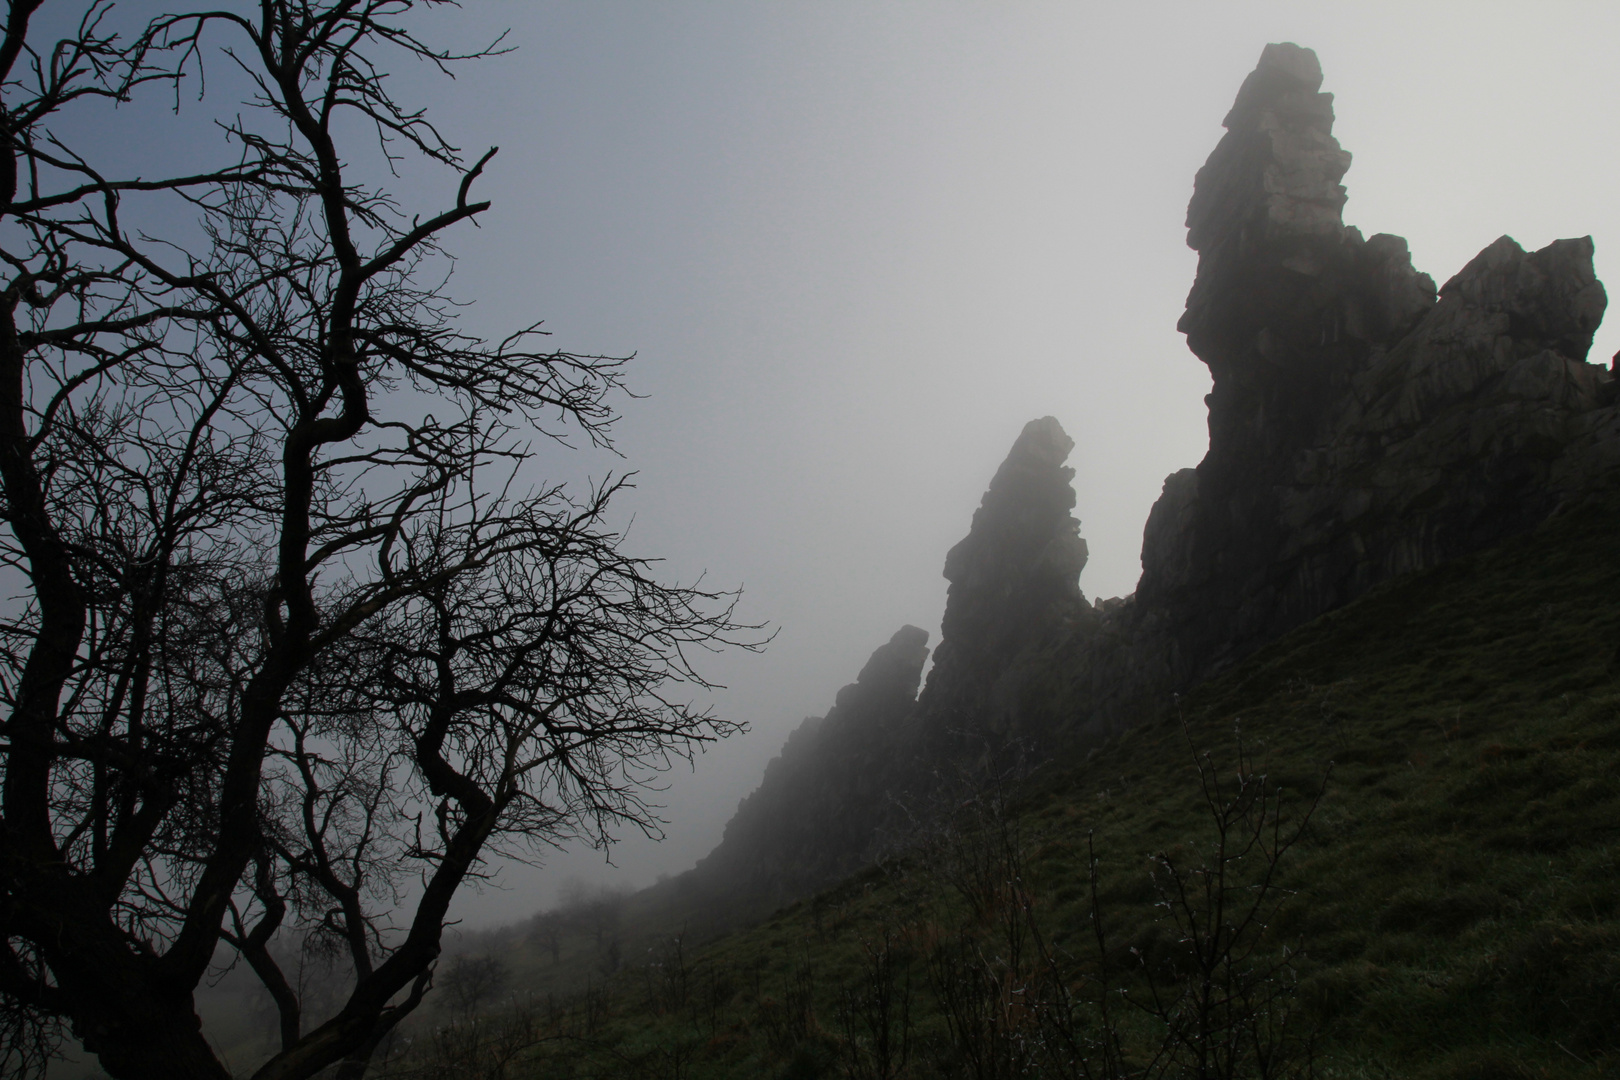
[198,42,1620,1080]
[371,500,1620,1079]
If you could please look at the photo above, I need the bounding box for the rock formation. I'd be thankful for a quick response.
[690,421,1091,904]
[685,42,1620,920]
[1125,42,1618,690]
[693,625,930,907]
[919,416,1090,741]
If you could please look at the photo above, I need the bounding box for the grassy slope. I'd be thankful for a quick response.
[426,504,1620,1080]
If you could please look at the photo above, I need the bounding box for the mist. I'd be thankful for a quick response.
[325,2,1620,927]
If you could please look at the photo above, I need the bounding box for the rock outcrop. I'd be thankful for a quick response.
[919,416,1090,742]
[684,42,1620,922]
[692,625,930,907]
[1123,42,1618,690]
[689,422,1092,904]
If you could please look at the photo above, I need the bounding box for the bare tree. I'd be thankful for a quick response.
[557,877,631,951]
[527,911,564,966]
[1122,727,1325,1080]
[439,955,508,1022]
[0,3,760,1078]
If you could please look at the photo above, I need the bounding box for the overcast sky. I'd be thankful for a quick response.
[85,2,1620,927]
[413,1,1620,926]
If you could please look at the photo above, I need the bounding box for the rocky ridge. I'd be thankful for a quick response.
[687,43,1620,909]
[1123,42,1616,697]
[692,625,930,908]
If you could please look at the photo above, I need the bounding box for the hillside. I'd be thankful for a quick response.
[381,498,1620,1079]
[197,41,1620,1079]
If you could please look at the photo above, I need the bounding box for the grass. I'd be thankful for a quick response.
[373,502,1620,1079]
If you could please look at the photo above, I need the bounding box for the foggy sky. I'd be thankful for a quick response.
[63,2,1620,928]
[427,2,1620,926]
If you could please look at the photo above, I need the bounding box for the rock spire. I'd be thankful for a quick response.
[921,416,1088,738]
[1135,42,1617,682]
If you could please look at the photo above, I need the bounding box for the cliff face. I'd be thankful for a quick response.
[1127,42,1617,690]
[688,42,1620,916]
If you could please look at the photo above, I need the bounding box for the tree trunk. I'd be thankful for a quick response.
[61,963,230,1080]
[19,889,230,1080]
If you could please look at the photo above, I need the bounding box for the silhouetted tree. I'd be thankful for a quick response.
[558,877,630,950]
[441,955,509,1021]
[529,911,565,966]
[0,3,758,1078]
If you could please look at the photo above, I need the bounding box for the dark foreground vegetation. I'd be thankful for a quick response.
[0,4,758,1078]
[354,504,1620,1080]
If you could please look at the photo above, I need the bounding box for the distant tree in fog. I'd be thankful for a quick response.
[558,877,632,950]
[528,912,565,966]
[440,955,510,1021]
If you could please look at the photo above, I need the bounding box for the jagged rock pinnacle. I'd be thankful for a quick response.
[940,417,1085,643]
[1186,42,1346,256]
[683,44,1620,927]
[922,416,1087,733]
[1140,42,1616,682]
[849,625,930,707]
